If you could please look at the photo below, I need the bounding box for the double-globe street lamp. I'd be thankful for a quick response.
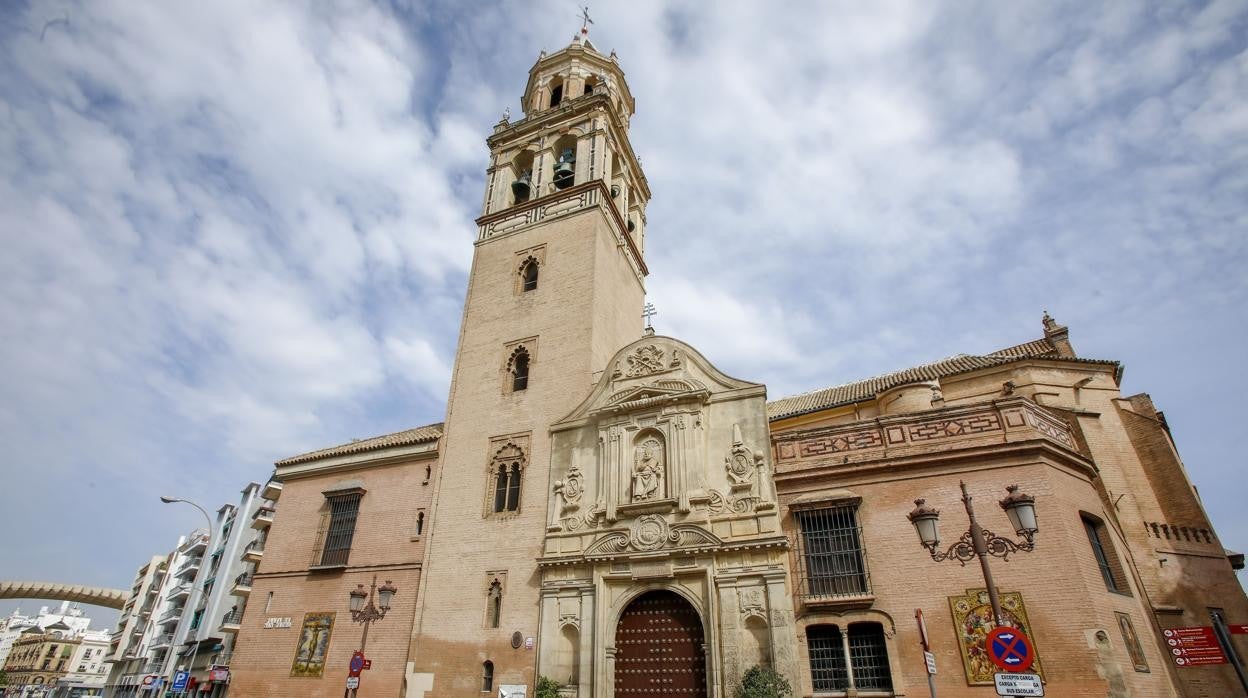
[906,482,1039,626]
[159,495,215,697]
[344,576,397,697]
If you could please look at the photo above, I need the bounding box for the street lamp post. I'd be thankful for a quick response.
[344,576,397,698]
[906,482,1039,625]
[159,496,214,698]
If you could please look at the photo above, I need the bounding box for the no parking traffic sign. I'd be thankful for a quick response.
[986,626,1036,672]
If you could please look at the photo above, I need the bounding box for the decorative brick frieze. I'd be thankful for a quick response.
[773,397,1077,472]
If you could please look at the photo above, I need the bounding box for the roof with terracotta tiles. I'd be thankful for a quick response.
[766,340,1115,422]
[276,422,443,466]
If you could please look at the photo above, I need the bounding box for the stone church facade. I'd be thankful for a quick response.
[226,31,1248,698]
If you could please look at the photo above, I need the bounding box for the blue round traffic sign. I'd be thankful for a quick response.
[986,626,1035,672]
[349,653,365,673]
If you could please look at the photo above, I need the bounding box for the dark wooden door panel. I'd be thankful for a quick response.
[614,590,707,697]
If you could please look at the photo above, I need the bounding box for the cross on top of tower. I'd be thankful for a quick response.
[579,6,594,34]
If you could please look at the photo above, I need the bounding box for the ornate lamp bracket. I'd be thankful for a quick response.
[927,528,1035,565]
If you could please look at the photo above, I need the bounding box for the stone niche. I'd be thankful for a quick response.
[538,336,799,698]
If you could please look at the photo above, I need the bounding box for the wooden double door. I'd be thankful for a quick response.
[614,590,708,697]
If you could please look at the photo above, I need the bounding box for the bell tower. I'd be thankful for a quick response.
[406,30,651,696]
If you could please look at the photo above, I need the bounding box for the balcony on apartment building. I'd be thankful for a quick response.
[184,529,209,554]
[157,605,185,625]
[174,556,202,579]
[231,572,253,596]
[241,539,264,563]
[167,582,193,601]
[218,609,243,634]
[261,478,282,501]
[143,660,164,674]
[250,505,275,530]
[210,651,232,668]
[150,633,174,649]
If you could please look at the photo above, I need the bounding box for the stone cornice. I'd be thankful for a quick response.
[475,179,648,277]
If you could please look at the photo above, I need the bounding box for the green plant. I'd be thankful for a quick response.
[735,665,792,698]
[535,675,562,698]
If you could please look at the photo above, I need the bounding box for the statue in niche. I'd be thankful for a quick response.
[631,436,665,502]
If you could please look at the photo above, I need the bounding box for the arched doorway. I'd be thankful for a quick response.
[614,589,707,697]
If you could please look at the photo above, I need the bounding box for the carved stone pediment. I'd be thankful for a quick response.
[583,515,723,558]
[604,378,708,409]
[555,336,764,427]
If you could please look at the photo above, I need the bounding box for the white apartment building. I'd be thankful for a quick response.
[163,481,270,697]
[103,480,274,698]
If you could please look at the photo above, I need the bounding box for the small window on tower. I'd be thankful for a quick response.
[549,78,564,108]
[482,660,495,692]
[521,258,539,292]
[511,348,530,392]
[487,578,503,628]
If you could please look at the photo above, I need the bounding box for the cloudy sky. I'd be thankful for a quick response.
[1,0,1246,624]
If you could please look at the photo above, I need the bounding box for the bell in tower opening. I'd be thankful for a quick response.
[511,168,532,203]
[553,147,576,189]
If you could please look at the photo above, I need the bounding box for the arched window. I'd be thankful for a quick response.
[492,462,522,513]
[521,258,539,292]
[506,463,522,510]
[583,75,599,96]
[549,78,564,108]
[487,579,503,628]
[511,151,535,206]
[552,135,577,190]
[494,464,509,513]
[482,660,495,691]
[1082,513,1129,593]
[511,348,530,392]
[488,441,526,516]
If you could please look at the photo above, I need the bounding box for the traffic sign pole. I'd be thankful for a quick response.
[916,609,937,698]
[1211,611,1248,696]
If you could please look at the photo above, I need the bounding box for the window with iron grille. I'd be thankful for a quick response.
[795,505,869,598]
[320,493,362,567]
[806,623,893,693]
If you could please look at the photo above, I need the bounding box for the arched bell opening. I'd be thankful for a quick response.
[511,151,536,205]
[548,77,565,109]
[612,589,708,698]
[583,75,600,97]
[552,135,577,190]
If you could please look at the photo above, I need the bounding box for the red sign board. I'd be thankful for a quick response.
[986,627,1036,672]
[1162,627,1227,667]
[1230,624,1248,635]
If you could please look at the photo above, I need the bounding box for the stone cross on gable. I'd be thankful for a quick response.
[642,303,657,329]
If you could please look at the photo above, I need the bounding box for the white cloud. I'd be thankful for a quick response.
[2,0,1247,599]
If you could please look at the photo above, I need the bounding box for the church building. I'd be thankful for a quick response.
[226,28,1248,698]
